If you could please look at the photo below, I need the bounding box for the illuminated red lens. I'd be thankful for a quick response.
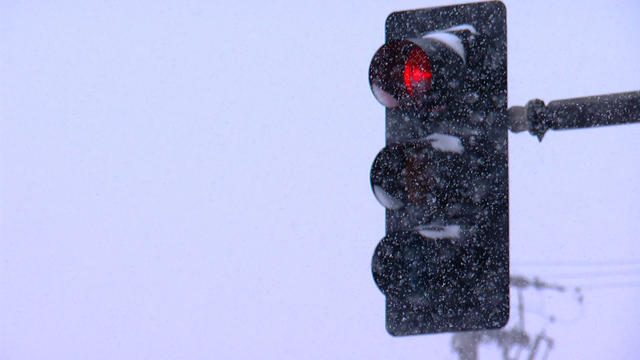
[369,40,434,108]
[403,46,432,96]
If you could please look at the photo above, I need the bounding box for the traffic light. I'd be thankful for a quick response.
[369,1,509,335]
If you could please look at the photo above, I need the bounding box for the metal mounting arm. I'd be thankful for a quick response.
[509,90,640,141]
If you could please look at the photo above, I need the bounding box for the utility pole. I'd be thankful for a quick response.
[451,275,581,360]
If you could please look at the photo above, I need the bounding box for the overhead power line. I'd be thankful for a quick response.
[575,281,640,290]
[532,269,640,280]
[513,259,640,267]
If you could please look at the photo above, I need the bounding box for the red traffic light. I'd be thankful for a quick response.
[369,40,432,108]
[369,34,467,109]
[404,45,432,96]
[369,2,509,336]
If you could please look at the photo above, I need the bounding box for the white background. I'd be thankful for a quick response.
[2,0,639,358]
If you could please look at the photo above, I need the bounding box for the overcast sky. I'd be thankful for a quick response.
[2,1,639,359]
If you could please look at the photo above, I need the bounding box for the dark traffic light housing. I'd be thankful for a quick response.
[369,1,509,335]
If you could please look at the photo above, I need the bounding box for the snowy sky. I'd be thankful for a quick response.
[1,1,639,359]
